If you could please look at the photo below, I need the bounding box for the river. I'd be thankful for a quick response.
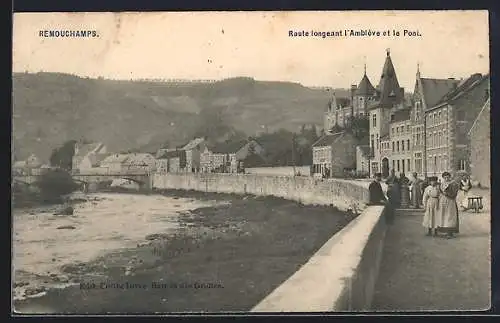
[12,192,226,302]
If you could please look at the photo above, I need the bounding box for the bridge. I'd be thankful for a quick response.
[12,172,152,190]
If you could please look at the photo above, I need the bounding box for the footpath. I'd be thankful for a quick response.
[372,190,491,311]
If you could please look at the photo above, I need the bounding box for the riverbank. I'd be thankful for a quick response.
[14,189,357,313]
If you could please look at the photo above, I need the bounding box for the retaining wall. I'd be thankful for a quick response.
[152,173,370,212]
[251,205,387,312]
[244,166,311,176]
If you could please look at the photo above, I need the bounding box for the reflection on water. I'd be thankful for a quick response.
[12,192,222,301]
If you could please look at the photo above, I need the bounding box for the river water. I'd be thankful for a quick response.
[12,192,225,301]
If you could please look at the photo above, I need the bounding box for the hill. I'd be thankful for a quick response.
[12,72,350,161]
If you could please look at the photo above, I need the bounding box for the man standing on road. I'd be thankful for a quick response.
[369,173,393,224]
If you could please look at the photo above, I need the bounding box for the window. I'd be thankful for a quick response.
[416,133,420,146]
[391,114,395,122]
[407,139,410,150]
[401,140,405,151]
[372,114,377,127]
[406,125,410,132]
[397,160,400,172]
[407,159,411,172]
[376,134,379,150]
[391,127,395,135]
[458,159,467,171]
[392,141,395,152]
[392,160,395,170]
[397,141,400,152]
[438,111,442,121]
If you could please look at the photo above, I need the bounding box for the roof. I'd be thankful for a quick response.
[102,154,130,164]
[312,132,345,147]
[355,74,376,96]
[89,153,111,167]
[75,142,105,158]
[182,137,205,150]
[390,108,411,123]
[375,51,404,108]
[432,73,486,108]
[468,97,490,136]
[123,153,155,166]
[419,78,460,108]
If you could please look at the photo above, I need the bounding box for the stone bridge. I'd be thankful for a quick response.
[12,172,152,190]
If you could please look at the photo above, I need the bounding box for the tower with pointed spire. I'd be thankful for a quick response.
[367,49,406,176]
[352,62,377,116]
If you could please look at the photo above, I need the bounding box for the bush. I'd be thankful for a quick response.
[36,169,79,201]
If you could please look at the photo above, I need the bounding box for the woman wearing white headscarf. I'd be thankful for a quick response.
[457,172,472,210]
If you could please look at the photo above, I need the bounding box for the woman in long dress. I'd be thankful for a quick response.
[437,172,460,238]
[410,172,423,209]
[422,176,440,236]
[457,173,472,210]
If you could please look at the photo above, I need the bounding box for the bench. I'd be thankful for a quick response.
[467,196,483,213]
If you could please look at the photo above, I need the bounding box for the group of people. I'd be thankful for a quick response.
[369,170,473,239]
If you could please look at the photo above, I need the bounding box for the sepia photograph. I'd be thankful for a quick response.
[12,10,490,314]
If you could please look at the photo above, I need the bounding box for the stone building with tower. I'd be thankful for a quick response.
[321,49,490,180]
[323,65,377,132]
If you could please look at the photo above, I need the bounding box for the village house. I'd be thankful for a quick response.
[121,153,156,173]
[200,139,266,173]
[355,145,371,175]
[12,154,43,176]
[181,137,206,173]
[99,154,130,173]
[468,98,490,188]
[155,149,186,173]
[72,142,108,174]
[424,73,489,178]
[312,131,359,178]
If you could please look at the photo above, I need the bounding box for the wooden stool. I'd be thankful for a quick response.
[467,196,483,213]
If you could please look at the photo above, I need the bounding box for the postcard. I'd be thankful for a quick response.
[12,10,490,314]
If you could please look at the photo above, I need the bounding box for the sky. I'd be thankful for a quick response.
[13,11,489,89]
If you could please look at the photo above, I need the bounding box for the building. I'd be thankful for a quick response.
[200,147,229,173]
[155,149,186,173]
[323,65,376,131]
[368,49,407,177]
[200,139,266,173]
[355,145,371,175]
[411,69,460,177]
[100,154,130,173]
[312,131,359,178]
[386,108,412,175]
[72,142,108,174]
[181,137,206,172]
[122,153,156,173]
[424,73,490,178]
[12,154,43,176]
[468,98,490,188]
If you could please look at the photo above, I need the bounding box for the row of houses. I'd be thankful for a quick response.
[69,136,266,176]
[315,49,490,186]
[156,137,265,174]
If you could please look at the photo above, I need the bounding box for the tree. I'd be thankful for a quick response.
[49,140,77,170]
[36,169,79,203]
[347,115,369,141]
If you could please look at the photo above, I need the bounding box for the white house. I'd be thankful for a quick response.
[72,142,108,174]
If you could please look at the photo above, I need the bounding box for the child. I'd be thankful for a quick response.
[422,176,440,236]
